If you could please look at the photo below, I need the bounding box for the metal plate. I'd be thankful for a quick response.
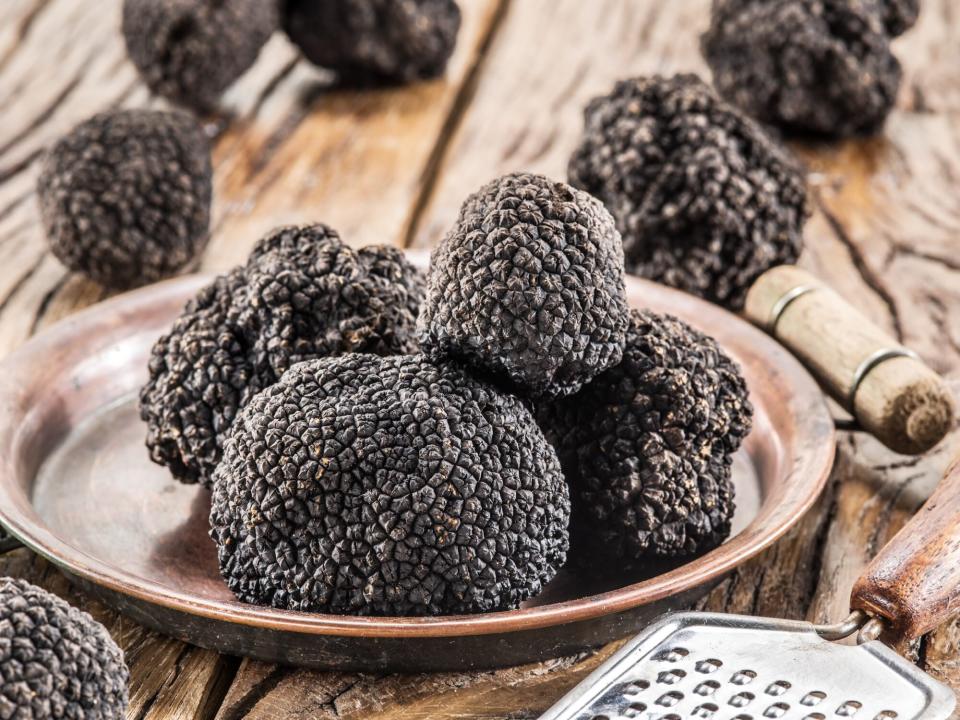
[0,255,835,671]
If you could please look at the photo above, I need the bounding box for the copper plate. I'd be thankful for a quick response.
[0,256,835,671]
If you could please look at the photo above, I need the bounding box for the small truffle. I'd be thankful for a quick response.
[568,74,808,310]
[418,172,629,398]
[701,0,907,137]
[140,225,424,487]
[282,0,461,85]
[123,0,279,109]
[210,353,570,616]
[37,109,212,290]
[538,309,753,562]
[0,577,129,719]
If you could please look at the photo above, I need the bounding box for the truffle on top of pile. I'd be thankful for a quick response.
[0,577,129,719]
[701,0,918,138]
[568,74,809,310]
[139,224,424,488]
[37,109,212,290]
[210,353,570,616]
[282,0,462,85]
[417,172,629,399]
[538,309,753,562]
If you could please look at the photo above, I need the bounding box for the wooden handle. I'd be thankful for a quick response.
[744,266,955,455]
[851,454,960,641]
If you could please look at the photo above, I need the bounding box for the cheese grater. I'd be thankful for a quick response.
[541,456,960,720]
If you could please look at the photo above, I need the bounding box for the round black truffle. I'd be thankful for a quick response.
[538,309,753,562]
[123,0,278,109]
[282,0,461,85]
[37,109,212,290]
[417,172,629,398]
[139,224,424,488]
[568,74,808,310]
[210,353,570,616]
[701,0,906,137]
[0,577,129,719]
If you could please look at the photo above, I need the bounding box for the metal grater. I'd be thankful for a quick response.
[539,612,956,720]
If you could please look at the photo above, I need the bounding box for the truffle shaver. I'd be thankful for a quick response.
[744,266,954,455]
[540,454,960,720]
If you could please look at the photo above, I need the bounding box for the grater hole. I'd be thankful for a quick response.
[696,658,723,674]
[693,703,720,718]
[656,691,684,707]
[657,669,686,685]
[874,712,898,720]
[621,702,646,718]
[654,647,690,662]
[730,692,755,708]
[732,715,754,720]
[805,715,826,720]
[731,670,757,686]
[590,715,609,720]
[616,680,650,696]
[694,680,721,697]
[766,681,791,696]
[837,701,862,716]
[661,715,682,720]
[763,702,790,718]
[801,692,827,707]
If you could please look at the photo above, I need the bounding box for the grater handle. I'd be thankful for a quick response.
[851,452,960,641]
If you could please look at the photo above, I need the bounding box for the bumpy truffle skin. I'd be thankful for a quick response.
[568,75,808,310]
[0,578,129,719]
[123,0,279,109]
[879,0,920,36]
[538,310,753,562]
[702,0,906,137]
[210,353,570,616]
[417,173,629,398]
[282,0,461,85]
[37,109,212,290]
[139,225,424,488]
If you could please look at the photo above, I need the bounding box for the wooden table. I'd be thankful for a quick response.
[2,1,960,717]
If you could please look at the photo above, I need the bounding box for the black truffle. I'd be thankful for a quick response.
[282,0,461,85]
[0,577,129,719]
[210,353,570,615]
[123,0,279,109]
[701,0,907,137]
[139,225,424,488]
[417,172,629,398]
[538,309,752,562]
[37,109,212,290]
[568,74,808,310]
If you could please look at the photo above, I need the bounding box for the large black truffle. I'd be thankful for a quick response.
[123,0,278,109]
[418,172,629,398]
[538,309,752,562]
[210,353,570,616]
[568,74,808,310]
[140,225,424,488]
[282,0,461,85]
[701,0,909,137]
[0,577,129,719]
[37,109,212,290]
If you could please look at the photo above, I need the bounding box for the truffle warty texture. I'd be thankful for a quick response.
[37,109,212,290]
[123,0,279,109]
[0,578,129,719]
[538,309,753,562]
[210,353,570,616]
[140,224,424,488]
[568,74,808,310]
[417,172,629,398]
[282,0,461,85]
[701,0,911,137]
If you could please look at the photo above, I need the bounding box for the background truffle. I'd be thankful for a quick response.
[282,0,461,85]
[210,353,570,616]
[0,577,129,719]
[140,224,424,487]
[417,172,629,398]
[123,0,279,109]
[568,74,808,310]
[701,0,907,137]
[538,309,753,562]
[37,109,212,290]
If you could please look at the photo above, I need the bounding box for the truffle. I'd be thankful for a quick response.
[538,309,752,562]
[0,577,129,719]
[701,0,907,137]
[417,172,629,398]
[140,224,424,487]
[282,0,461,85]
[37,109,212,290]
[210,353,570,615]
[568,74,808,310]
[123,0,279,109]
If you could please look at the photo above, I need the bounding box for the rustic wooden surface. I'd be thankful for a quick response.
[1,0,959,717]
